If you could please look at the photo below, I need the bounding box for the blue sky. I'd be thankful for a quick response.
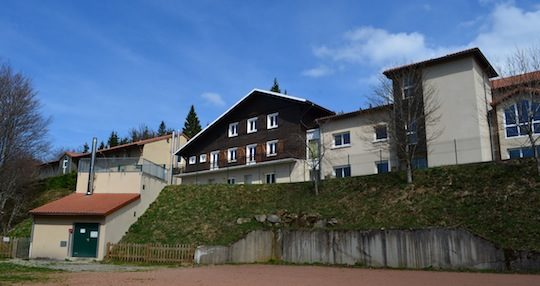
[1,0,540,151]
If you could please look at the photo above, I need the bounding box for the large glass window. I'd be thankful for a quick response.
[406,121,417,145]
[402,74,415,99]
[412,158,428,169]
[333,132,351,147]
[508,147,539,159]
[504,100,540,137]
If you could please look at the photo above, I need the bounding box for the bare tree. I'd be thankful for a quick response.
[494,46,540,174]
[0,63,49,234]
[374,65,441,183]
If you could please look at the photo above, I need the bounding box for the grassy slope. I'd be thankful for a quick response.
[122,160,540,251]
[8,173,76,237]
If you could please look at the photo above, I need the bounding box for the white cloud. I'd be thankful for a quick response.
[470,3,540,68]
[313,26,447,66]
[301,65,334,77]
[307,3,540,73]
[201,92,225,107]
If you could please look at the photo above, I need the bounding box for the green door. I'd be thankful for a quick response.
[72,223,99,258]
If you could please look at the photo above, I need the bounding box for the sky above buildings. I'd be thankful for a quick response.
[1,0,540,151]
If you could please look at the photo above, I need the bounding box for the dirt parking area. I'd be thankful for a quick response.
[30,264,540,286]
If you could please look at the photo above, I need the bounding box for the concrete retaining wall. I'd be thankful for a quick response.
[195,228,539,271]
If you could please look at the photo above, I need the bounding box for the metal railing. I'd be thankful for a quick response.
[78,157,168,181]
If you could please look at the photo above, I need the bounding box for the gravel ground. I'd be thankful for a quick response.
[9,259,156,272]
[27,264,540,286]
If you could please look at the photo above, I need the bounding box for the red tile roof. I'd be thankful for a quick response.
[383,47,498,78]
[30,193,140,216]
[491,70,540,90]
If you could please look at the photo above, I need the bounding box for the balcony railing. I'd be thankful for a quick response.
[78,157,168,181]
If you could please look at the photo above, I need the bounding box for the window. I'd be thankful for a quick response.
[210,151,219,170]
[374,125,388,141]
[406,121,417,145]
[247,117,258,133]
[508,147,539,159]
[266,173,276,184]
[228,122,239,137]
[376,160,389,174]
[227,177,236,184]
[334,165,351,178]
[307,139,319,159]
[246,144,257,164]
[333,132,351,147]
[62,158,68,168]
[266,140,278,156]
[188,156,196,165]
[228,148,237,162]
[402,74,415,98]
[412,158,428,169]
[504,100,540,138]
[267,113,278,129]
[199,154,207,163]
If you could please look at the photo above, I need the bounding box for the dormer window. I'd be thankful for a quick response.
[267,113,278,129]
[247,117,257,133]
[228,122,238,137]
[188,156,196,165]
[199,154,207,163]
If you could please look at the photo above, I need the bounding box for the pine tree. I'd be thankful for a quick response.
[119,137,129,145]
[270,78,281,93]
[82,143,89,153]
[107,131,119,147]
[98,141,105,150]
[182,105,202,138]
[157,121,168,136]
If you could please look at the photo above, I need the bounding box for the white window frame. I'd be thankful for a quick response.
[188,156,196,165]
[246,144,257,164]
[333,165,351,178]
[333,131,351,148]
[266,173,276,184]
[247,117,258,133]
[503,100,540,139]
[266,140,278,157]
[210,151,219,170]
[228,147,237,163]
[62,158,68,168]
[199,154,207,163]
[227,177,236,184]
[228,122,239,137]
[267,112,279,129]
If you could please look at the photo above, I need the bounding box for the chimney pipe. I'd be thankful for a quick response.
[86,137,97,195]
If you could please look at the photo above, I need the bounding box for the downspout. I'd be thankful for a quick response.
[483,71,495,161]
[86,137,97,195]
[169,131,176,184]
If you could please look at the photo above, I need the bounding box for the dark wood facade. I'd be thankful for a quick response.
[178,90,334,173]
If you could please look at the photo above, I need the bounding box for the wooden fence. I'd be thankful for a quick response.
[105,242,195,263]
[0,237,30,259]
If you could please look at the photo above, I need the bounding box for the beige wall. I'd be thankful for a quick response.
[423,56,493,167]
[179,160,306,185]
[30,216,106,260]
[76,172,142,194]
[320,111,395,178]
